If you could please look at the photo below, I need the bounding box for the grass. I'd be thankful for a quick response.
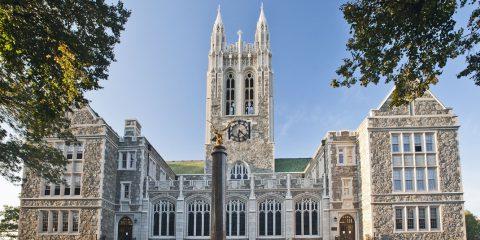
[167,160,205,174]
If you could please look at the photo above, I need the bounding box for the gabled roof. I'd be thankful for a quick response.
[377,88,447,111]
[274,158,311,173]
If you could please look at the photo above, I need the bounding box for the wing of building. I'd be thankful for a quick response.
[18,6,466,240]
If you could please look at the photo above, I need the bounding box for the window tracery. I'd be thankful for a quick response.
[226,199,246,236]
[152,200,175,236]
[187,199,210,237]
[258,199,282,236]
[294,198,319,236]
[230,162,249,180]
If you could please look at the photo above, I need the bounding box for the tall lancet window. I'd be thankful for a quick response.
[295,198,320,236]
[259,199,282,236]
[152,200,175,236]
[244,72,254,115]
[187,199,210,237]
[226,199,247,237]
[226,73,235,115]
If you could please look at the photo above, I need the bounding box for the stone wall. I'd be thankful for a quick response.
[117,136,144,206]
[18,106,120,239]
[372,203,465,239]
[365,90,466,239]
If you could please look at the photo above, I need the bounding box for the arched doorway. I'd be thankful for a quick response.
[118,216,133,240]
[339,215,355,240]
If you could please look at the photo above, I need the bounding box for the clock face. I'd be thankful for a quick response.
[228,120,250,142]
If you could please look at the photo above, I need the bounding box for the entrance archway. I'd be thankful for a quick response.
[118,216,133,240]
[339,215,355,240]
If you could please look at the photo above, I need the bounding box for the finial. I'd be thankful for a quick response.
[258,2,267,24]
[214,4,223,26]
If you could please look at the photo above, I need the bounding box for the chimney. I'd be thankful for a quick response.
[124,119,142,137]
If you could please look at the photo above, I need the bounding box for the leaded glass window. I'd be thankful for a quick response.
[152,200,175,236]
[187,199,210,237]
[226,73,235,115]
[230,162,249,180]
[244,72,254,115]
[226,199,246,237]
[259,199,282,236]
[294,198,319,236]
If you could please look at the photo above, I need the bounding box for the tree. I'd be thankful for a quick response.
[0,1,130,183]
[0,205,19,239]
[466,210,480,240]
[332,0,480,106]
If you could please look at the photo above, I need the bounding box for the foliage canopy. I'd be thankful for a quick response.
[0,0,130,182]
[0,205,19,239]
[333,0,480,105]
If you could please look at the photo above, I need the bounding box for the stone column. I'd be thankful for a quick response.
[176,176,185,240]
[211,145,227,240]
[285,174,294,239]
[322,196,331,240]
[248,174,256,240]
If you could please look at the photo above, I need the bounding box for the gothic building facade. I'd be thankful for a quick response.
[18,6,466,240]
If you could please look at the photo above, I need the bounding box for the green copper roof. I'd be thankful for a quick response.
[274,158,311,173]
[167,160,204,175]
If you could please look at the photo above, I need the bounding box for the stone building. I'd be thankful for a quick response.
[18,6,466,240]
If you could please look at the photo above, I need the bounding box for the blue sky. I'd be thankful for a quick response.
[1,1,479,215]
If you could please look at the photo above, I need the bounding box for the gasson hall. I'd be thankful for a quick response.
[18,6,466,240]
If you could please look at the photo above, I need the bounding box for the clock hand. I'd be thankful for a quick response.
[238,130,245,137]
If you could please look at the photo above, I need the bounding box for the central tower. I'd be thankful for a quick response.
[205,6,274,173]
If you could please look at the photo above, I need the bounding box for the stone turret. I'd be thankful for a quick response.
[255,3,270,51]
[210,6,226,56]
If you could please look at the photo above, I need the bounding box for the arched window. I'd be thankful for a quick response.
[230,162,249,180]
[187,199,210,237]
[225,73,235,115]
[244,72,254,115]
[295,198,319,236]
[152,200,175,236]
[226,199,246,237]
[258,199,282,236]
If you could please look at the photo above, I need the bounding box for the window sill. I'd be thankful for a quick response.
[38,232,80,236]
[37,196,83,199]
[224,114,259,117]
[391,191,441,195]
[394,230,442,233]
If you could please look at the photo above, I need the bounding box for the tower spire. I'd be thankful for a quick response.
[214,5,223,26]
[258,2,267,25]
[255,3,269,50]
[211,5,226,52]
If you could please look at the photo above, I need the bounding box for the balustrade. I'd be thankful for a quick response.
[148,175,322,192]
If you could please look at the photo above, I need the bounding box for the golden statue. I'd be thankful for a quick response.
[208,120,234,146]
